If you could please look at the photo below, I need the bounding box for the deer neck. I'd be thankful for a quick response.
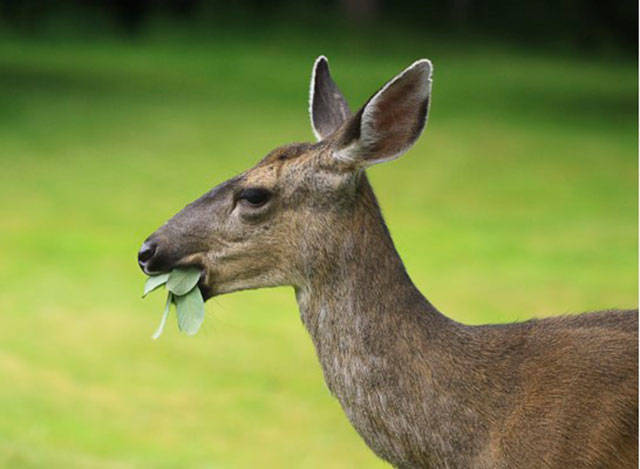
[294,175,479,465]
[296,174,450,371]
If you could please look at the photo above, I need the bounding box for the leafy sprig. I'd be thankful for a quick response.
[143,267,205,339]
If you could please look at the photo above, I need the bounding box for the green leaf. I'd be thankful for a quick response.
[151,292,173,340]
[167,267,201,296]
[175,287,205,336]
[143,273,170,297]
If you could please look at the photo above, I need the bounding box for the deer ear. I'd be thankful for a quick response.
[333,59,432,167]
[309,56,352,141]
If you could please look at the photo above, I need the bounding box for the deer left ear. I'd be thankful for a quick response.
[309,56,352,141]
[333,59,432,167]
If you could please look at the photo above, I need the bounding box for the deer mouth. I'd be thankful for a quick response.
[167,261,214,301]
[198,279,214,301]
[169,256,215,301]
[190,266,216,301]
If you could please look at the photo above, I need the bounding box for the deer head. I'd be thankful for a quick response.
[137,56,432,300]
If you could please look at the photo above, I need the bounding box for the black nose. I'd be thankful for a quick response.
[138,241,157,266]
[138,237,177,274]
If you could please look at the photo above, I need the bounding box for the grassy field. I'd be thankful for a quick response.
[0,34,636,467]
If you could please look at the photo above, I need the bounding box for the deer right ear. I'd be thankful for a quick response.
[309,56,352,141]
[333,59,432,168]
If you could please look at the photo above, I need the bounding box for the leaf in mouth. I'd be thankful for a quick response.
[143,272,170,297]
[166,267,202,296]
[143,267,206,338]
[151,292,173,340]
[174,287,205,336]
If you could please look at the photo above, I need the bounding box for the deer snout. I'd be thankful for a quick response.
[137,237,175,275]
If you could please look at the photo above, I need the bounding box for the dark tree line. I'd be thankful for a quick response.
[0,0,636,53]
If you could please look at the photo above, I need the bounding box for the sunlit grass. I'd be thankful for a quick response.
[0,35,636,467]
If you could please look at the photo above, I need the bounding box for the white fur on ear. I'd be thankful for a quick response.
[334,59,433,166]
[309,55,328,141]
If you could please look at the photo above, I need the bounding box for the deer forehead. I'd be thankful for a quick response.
[243,163,280,187]
[244,142,320,188]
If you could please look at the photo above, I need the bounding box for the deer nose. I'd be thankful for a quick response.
[138,237,178,274]
[138,241,156,262]
[138,241,157,271]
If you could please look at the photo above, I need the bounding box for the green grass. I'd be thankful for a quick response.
[0,34,636,467]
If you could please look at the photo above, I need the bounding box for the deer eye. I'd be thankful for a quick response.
[238,188,271,207]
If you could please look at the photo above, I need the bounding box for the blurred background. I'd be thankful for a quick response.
[0,1,637,467]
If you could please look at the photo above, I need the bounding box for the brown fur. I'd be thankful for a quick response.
[139,58,638,468]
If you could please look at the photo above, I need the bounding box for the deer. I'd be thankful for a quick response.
[137,56,638,468]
